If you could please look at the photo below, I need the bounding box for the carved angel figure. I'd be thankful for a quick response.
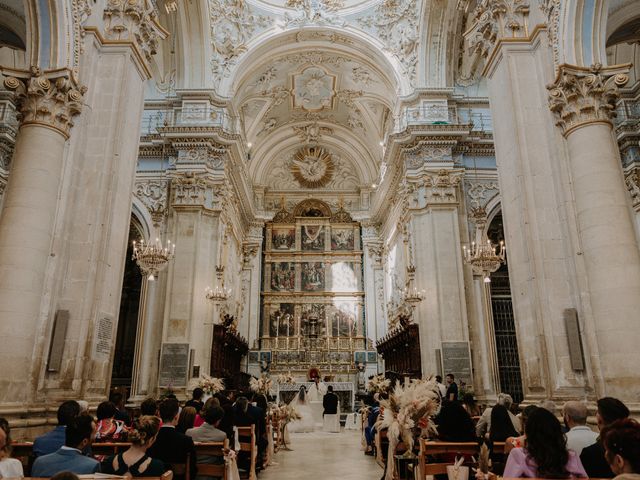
[292,154,326,182]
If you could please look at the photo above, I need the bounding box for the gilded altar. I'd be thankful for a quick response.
[260,199,370,374]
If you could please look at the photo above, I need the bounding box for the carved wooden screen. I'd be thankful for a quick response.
[261,200,365,374]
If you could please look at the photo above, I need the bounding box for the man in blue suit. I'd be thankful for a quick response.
[33,400,80,457]
[32,414,99,477]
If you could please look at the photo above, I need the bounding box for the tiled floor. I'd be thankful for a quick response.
[259,429,382,480]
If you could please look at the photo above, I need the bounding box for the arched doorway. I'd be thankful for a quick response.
[487,212,523,403]
[111,218,144,390]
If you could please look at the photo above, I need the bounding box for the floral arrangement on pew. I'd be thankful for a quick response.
[198,374,225,395]
[376,377,441,480]
[275,373,295,385]
[250,374,273,396]
[272,403,302,450]
[367,374,391,394]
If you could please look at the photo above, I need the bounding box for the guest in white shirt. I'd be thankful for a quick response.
[0,417,24,478]
[564,401,598,456]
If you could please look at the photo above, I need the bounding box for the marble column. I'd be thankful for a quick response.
[162,172,227,390]
[548,64,640,400]
[0,68,83,403]
[408,169,471,379]
[240,238,262,353]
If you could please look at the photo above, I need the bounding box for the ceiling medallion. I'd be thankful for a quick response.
[290,146,334,189]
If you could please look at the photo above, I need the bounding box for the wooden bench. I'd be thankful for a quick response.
[416,440,507,479]
[236,425,257,480]
[194,440,229,480]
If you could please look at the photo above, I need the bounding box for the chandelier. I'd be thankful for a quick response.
[132,238,175,281]
[403,285,425,305]
[205,285,231,303]
[463,239,506,283]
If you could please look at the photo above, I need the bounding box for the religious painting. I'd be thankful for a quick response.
[270,262,295,292]
[330,301,357,337]
[367,352,377,363]
[331,228,354,251]
[300,304,326,337]
[267,303,295,337]
[260,351,271,364]
[292,66,336,111]
[301,225,325,251]
[271,228,295,250]
[301,262,325,291]
[248,351,259,364]
[354,351,366,365]
[331,262,358,291]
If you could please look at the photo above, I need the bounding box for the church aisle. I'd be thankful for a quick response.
[260,429,382,480]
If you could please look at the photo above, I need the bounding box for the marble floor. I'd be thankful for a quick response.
[260,429,382,480]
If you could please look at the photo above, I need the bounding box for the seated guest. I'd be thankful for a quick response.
[563,401,597,456]
[364,399,380,455]
[195,398,221,428]
[435,401,476,442]
[601,418,640,479]
[504,408,587,478]
[33,400,81,457]
[507,405,538,449]
[140,398,159,416]
[147,398,196,480]
[214,393,235,442]
[462,393,481,417]
[32,414,100,477]
[95,401,130,442]
[233,397,257,474]
[0,417,24,478]
[185,388,205,413]
[109,392,131,425]
[186,405,226,479]
[476,393,520,438]
[581,397,630,478]
[488,404,519,442]
[101,415,166,477]
[177,406,197,434]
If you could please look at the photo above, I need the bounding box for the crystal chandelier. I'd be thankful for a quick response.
[205,285,231,303]
[463,238,506,283]
[132,238,175,281]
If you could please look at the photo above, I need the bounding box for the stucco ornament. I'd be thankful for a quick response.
[358,0,420,83]
[293,66,336,111]
[284,0,346,27]
[209,0,269,84]
[290,146,335,188]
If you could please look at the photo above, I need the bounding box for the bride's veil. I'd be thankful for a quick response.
[290,385,309,406]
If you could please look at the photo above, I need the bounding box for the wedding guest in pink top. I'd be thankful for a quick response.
[504,408,587,478]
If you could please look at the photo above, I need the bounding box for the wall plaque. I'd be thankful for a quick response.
[159,343,190,387]
[441,341,472,384]
[93,315,114,360]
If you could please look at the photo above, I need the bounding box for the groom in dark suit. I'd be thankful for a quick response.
[323,386,339,416]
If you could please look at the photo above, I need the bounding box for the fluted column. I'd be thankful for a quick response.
[0,68,84,402]
[548,64,640,399]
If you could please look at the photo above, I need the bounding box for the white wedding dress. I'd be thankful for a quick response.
[287,388,316,433]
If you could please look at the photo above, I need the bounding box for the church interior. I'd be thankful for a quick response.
[1,0,640,478]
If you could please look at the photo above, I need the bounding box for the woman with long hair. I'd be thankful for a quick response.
[101,416,167,477]
[504,408,587,478]
[602,418,640,478]
[0,417,23,478]
[177,406,197,434]
[489,404,519,442]
[435,400,476,442]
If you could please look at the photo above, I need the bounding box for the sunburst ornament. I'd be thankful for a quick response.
[290,146,334,189]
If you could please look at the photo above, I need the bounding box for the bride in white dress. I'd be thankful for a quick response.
[287,386,315,433]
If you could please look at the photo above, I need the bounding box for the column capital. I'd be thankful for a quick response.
[465,0,530,59]
[2,67,86,139]
[421,168,463,206]
[547,63,631,137]
[102,0,169,63]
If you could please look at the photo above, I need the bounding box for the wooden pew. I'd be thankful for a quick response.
[194,440,229,480]
[416,440,507,479]
[236,425,257,480]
